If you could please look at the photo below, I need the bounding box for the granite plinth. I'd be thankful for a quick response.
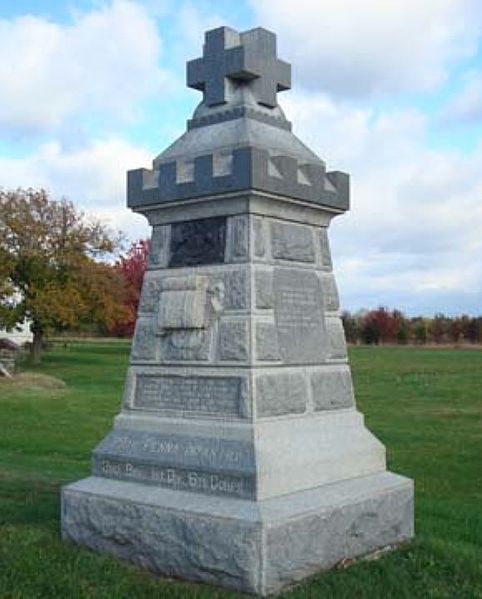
[62,471,413,596]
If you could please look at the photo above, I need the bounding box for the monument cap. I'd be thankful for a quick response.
[127,25,349,212]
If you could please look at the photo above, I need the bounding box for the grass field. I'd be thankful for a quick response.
[1,342,481,598]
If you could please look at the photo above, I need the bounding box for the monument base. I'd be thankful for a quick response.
[62,471,413,596]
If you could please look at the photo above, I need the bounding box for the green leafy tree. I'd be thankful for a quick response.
[0,188,130,363]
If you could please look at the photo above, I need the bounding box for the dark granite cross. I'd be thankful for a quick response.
[187,26,291,108]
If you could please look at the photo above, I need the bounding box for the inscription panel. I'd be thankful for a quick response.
[94,430,254,472]
[134,374,244,417]
[169,216,226,267]
[273,268,326,364]
[95,459,253,498]
[92,430,255,498]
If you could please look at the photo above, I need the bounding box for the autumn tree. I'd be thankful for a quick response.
[110,239,149,336]
[0,188,130,363]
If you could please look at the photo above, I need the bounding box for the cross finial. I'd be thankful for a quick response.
[187,26,291,108]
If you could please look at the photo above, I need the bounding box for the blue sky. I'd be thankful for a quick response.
[1,0,482,315]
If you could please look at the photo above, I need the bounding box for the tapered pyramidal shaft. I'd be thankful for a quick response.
[62,25,414,596]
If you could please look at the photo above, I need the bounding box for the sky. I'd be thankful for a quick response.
[1,0,482,316]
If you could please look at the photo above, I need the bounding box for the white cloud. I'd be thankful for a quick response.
[250,0,482,97]
[0,138,151,239]
[440,70,482,124]
[279,92,482,313]
[0,0,168,136]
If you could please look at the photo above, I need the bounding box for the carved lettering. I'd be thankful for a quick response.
[135,375,243,417]
[98,459,249,498]
[273,268,326,364]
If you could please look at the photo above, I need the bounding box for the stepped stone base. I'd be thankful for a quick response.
[62,471,413,596]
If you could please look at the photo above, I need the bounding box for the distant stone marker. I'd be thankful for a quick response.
[62,26,414,595]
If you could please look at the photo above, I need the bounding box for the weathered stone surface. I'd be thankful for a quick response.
[255,269,274,309]
[326,317,348,359]
[94,459,252,498]
[149,225,170,267]
[253,217,267,257]
[319,228,332,268]
[157,276,210,332]
[169,217,226,267]
[262,473,414,594]
[271,221,315,262]
[218,320,249,361]
[222,269,249,310]
[311,366,355,410]
[256,372,306,417]
[187,27,291,109]
[320,273,340,312]
[63,23,414,597]
[141,268,248,315]
[228,215,249,260]
[62,472,413,595]
[255,322,281,361]
[131,320,157,361]
[62,478,262,594]
[159,330,212,362]
[92,430,256,498]
[134,374,245,417]
[273,268,326,364]
[94,430,255,473]
[138,277,161,313]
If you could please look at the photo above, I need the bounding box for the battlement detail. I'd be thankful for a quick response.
[127,147,349,211]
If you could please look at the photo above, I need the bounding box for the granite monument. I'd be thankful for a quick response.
[62,26,414,595]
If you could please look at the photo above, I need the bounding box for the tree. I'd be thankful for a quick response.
[412,317,428,344]
[110,239,149,336]
[341,310,360,344]
[0,188,129,363]
[360,307,399,345]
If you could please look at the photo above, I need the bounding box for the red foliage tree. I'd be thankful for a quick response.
[110,239,149,336]
[360,307,402,344]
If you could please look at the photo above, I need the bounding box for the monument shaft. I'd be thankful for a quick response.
[62,26,414,595]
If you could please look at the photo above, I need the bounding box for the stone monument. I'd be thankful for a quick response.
[62,26,414,595]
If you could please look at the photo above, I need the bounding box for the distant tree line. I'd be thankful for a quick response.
[3,188,480,364]
[342,307,482,345]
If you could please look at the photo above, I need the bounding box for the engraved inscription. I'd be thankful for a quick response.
[94,430,254,474]
[97,460,251,498]
[169,216,226,267]
[273,268,326,364]
[135,375,242,416]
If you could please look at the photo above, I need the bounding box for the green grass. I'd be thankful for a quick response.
[1,342,481,598]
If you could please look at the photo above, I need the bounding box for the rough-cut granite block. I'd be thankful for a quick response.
[319,228,332,268]
[271,221,315,262]
[62,472,414,596]
[131,320,157,361]
[326,317,348,359]
[227,215,249,261]
[311,366,355,410]
[255,269,274,309]
[255,372,306,416]
[218,320,249,361]
[255,322,281,361]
